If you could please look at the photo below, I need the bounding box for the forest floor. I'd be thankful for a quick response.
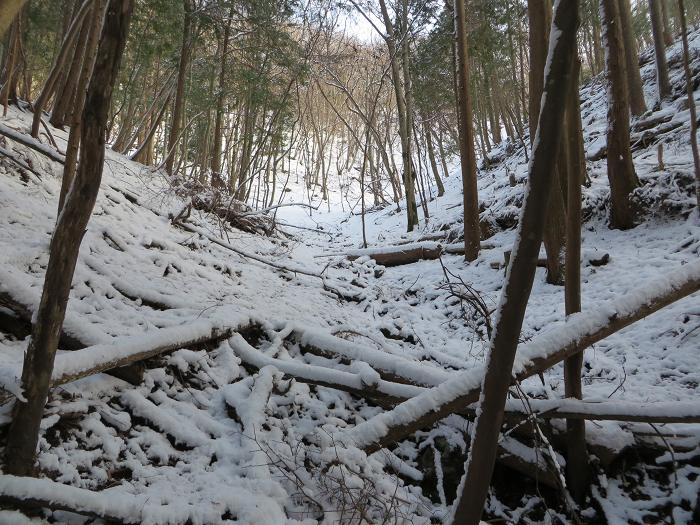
[0,28,699,525]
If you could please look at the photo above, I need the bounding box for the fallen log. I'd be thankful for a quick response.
[0,474,164,524]
[0,123,65,164]
[478,398,700,425]
[0,282,88,350]
[345,241,443,267]
[341,259,700,453]
[288,325,451,388]
[228,334,424,407]
[0,315,253,402]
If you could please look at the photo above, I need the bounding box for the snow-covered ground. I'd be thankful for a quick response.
[0,28,698,525]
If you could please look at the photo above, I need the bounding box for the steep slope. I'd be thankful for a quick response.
[0,27,698,525]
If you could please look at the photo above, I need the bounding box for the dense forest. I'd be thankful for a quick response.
[0,0,698,523]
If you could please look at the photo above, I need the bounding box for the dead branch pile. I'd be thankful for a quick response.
[172,178,276,236]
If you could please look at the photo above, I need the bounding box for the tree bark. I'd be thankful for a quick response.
[449,2,580,521]
[563,57,590,504]
[164,0,193,176]
[454,0,481,262]
[30,0,93,138]
[424,119,445,197]
[49,13,91,129]
[58,0,107,212]
[677,0,700,210]
[377,0,418,232]
[618,0,648,116]
[529,0,567,285]
[0,0,27,38]
[4,0,133,477]
[649,0,671,102]
[211,7,233,178]
[601,0,639,229]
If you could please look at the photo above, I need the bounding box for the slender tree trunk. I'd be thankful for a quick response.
[0,0,27,39]
[50,13,91,128]
[661,0,673,46]
[450,2,580,522]
[211,7,232,178]
[618,0,648,116]
[454,0,481,262]
[677,0,700,210]
[165,0,193,175]
[602,0,639,229]
[424,119,445,197]
[528,0,550,143]
[30,0,92,138]
[58,0,106,211]
[530,0,567,285]
[649,0,671,103]
[563,58,590,504]
[378,0,418,232]
[4,0,132,477]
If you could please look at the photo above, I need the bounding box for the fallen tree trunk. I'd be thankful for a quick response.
[341,259,700,453]
[0,474,163,524]
[0,123,66,164]
[0,316,252,403]
[344,241,443,267]
[478,398,700,424]
[288,325,451,387]
[229,334,423,407]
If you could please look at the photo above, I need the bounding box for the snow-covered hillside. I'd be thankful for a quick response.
[0,27,699,525]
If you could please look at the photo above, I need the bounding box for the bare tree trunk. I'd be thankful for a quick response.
[677,0,700,209]
[618,0,648,116]
[649,0,671,103]
[211,7,232,178]
[164,0,193,175]
[563,57,590,503]
[424,119,445,197]
[602,0,639,229]
[530,0,567,285]
[450,1,580,522]
[0,0,27,38]
[4,0,132,477]
[661,0,673,46]
[377,0,418,232]
[49,13,91,129]
[58,0,107,212]
[30,0,92,138]
[454,0,480,262]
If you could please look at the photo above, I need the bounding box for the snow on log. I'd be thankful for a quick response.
[497,398,700,424]
[288,325,452,387]
[0,122,66,164]
[120,390,210,447]
[344,241,443,266]
[228,334,425,406]
[341,259,700,452]
[0,266,91,349]
[0,315,253,402]
[0,474,165,523]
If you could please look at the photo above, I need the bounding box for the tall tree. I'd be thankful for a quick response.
[618,0,647,116]
[164,0,193,175]
[649,0,671,102]
[450,1,580,522]
[0,0,27,38]
[4,0,133,477]
[601,0,639,229]
[563,57,590,503]
[454,0,480,261]
[529,0,567,284]
[677,0,699,209]
[377,0,419,232]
